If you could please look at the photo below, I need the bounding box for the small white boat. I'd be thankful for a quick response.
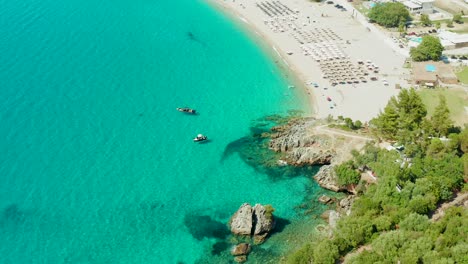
[177,107,196,114]
[193,134,208,142]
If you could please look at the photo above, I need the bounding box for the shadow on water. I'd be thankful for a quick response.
[221,112,314,181]
[211,241,230,256]
[1,204,25,225]
[183,214,230,241]
[274,216,291,233]
[187,31,206,47]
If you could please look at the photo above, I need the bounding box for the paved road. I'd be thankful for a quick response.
[336,0,410,58]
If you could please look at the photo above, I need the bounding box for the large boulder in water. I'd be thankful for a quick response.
[253,204,276,244]
[229,203,253,236]
[229,203,275,244]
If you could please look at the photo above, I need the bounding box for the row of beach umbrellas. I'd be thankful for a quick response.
[256,1,295,17]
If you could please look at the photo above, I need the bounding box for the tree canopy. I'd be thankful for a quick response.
[410,35,444,61]
[420,14,431,27]
[371,88,427,144]
[335,160,361,186]
[368,2,411,28]
[429,95,453,137]
[287,89,467,264]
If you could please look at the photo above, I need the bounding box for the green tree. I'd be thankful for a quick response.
[435,21,441,29]
[335,161,361,186]
[344,117,354,129]
[453,13,463,24]
[313,240,339,264]
[395,88,427,143]
[371,97,399,139]
[287,244,314,264]
[426,138,447,158]
[430,95,453,137]
[447,20,454,28]
[420,14,432,26]
[368,2,411,28]
[459,128,468,153]
[354,120,363,129]
[399,213,429,232]
[410,35,444,61]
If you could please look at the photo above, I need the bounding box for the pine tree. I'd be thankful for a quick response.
[430,95,453,137]
[371,97,399,139]
[396,88,427,142]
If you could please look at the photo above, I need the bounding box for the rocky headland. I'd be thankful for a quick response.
[267,117,372,234]
[268,117,369,193]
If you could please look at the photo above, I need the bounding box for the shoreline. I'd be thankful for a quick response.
[206,0,319,116]
[205,0,411,122]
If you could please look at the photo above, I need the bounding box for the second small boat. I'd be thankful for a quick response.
[177,107,197,114]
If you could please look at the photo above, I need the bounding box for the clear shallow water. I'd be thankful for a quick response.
[0,0,326,263]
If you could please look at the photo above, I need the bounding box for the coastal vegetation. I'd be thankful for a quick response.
[368,2,411,28]
[410,35,444,61]
[420,14,432,27]
[287,89,467,263]
[453,13,464,24]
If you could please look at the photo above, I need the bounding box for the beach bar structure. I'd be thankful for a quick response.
[412,62,458,86]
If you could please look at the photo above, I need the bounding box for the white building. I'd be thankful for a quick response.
[399,0,434,14]
[438,30,468,49]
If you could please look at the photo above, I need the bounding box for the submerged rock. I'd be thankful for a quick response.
[328,210,341,230]
[318,195,333,204]
[229,203,275,244]
[234,255,247,263]
[230,243,251,256]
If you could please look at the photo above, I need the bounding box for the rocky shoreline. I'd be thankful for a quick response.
[268,117,366,193]
[218,117,368,262]
[267,117,370,233]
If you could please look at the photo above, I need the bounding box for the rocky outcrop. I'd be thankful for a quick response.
[229,203,275,244]
[318,195,334,204]
[269,118,336,166]
[337,195,356,216]
[328,210,341,230]
[313,165,347,192]
[253,204,275,244]
[231,243,251,256]
[230,203,253,236]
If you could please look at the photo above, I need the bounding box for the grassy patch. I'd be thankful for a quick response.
[418,88,468,125]
[456,67,468,84]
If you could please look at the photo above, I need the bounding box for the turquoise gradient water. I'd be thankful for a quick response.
[0,0,324,263]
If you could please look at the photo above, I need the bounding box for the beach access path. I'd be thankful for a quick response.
[209,0,411,122]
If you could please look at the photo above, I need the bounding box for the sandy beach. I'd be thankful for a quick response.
[209,0,411,122]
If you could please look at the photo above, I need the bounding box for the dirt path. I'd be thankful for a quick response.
[310,124,373,164]
[431,192,468,222]
[313,125,374,141]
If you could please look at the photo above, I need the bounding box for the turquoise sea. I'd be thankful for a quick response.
[0,0,330,263]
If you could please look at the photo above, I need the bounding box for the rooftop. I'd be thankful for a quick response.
[403,1,421,9]
[413,0,434,3]
[439,30,468,44]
